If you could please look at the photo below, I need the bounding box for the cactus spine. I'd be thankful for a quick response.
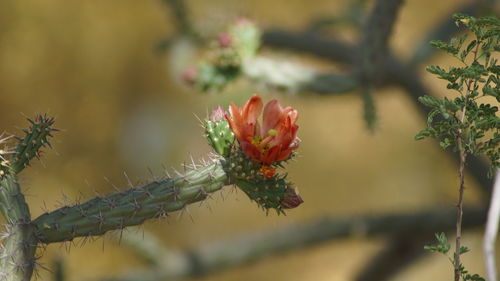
[10,115,56,174]
[34,159,228,243]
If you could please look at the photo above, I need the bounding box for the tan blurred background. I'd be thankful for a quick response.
[0,0,498,280]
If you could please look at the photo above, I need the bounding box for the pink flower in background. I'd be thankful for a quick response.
[217,32,232,48]
[181,66,198,85]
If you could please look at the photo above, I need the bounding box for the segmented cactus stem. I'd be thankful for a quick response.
[34,159,228,243]
[0,174,38,281]
[11,115,56,174]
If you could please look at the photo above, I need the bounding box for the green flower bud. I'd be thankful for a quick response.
[205,107,234,157]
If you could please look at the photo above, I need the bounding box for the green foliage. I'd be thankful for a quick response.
[419,14,497,281]
[424,232,450,254]
[416,14,500,177]
[425,232,485,281]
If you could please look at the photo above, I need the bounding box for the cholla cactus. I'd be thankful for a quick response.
[181,17,330,93]
[0,133,13,179]
[181,18,261,92]
[10,115,56,174]
[206,94,303,212]
[204,105,234,157]
[0,96,303,280]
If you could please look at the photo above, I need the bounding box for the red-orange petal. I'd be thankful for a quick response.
[242,95,263,126]
[261,99,283,135]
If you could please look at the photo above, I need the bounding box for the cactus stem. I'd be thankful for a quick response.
[33,159,229,244]
[0,174,38,281]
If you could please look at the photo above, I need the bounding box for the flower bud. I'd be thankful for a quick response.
[280,186,303,209]
[209,106,226,122]
[205,106,235,157]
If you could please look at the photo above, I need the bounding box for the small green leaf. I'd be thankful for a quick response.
[460,245,470,255]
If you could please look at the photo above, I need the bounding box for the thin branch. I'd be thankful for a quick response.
[454,132,467,281]
[100,207,487,281]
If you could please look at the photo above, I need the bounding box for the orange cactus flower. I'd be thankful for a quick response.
[225,94,299,165]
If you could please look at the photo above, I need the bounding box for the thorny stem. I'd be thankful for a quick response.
[0,174,38,281]
[34,160,229,243]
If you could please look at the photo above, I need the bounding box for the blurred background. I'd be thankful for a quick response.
[0,0,498,280]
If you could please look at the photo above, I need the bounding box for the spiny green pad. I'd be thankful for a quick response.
[225,149,266,181]
[235,177,290,214]
[205,120,234,157]
[11,114,57,174]
[225,149,293,213]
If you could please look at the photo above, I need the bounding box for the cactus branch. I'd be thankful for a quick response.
[358,0,404,129]
[0,174,38,281]
[11,115,56,174]
[33,160,229,244]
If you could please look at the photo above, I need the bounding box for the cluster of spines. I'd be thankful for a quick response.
[225,149,292,214]
[10,115,57,174]
[0,134,13,179]
[235,178,289,215]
